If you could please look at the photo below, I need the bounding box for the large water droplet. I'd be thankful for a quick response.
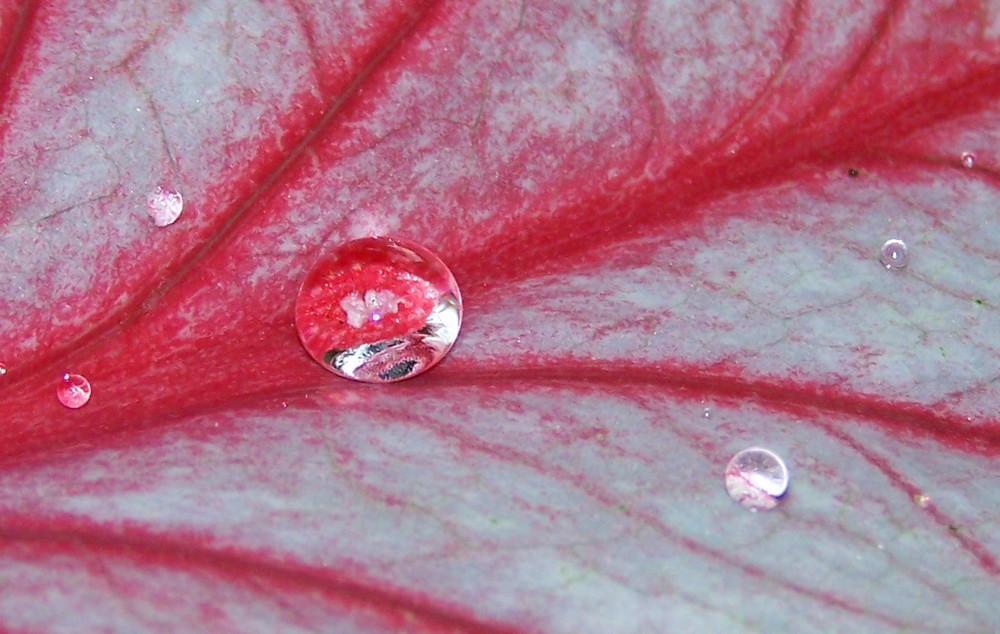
[878,238,908,270]
[724,447,789,512]
[295,237,462,383]
[146,186,183,227]
[961,152,975,169]
[57,373,92,409]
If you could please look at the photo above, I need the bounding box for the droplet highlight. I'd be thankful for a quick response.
[724,447,789,512]
[960,152,975,169]
[146,186,183,227]
[57,373,92,409]
[0,363,7,376]
[878,238,908,270]
[295,237,462,383]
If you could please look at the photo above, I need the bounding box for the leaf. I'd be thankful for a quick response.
[1,0,999,630]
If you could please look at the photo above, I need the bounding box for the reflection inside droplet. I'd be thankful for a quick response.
[295,237,463,383]
[878,238,908,270]
[322,293,460,382]
[960,152,975,169]
[57,373,92,409]
[724,447,789,512]
[146,186,184,227]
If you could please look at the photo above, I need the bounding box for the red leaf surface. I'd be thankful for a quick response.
[2,0,1000,630]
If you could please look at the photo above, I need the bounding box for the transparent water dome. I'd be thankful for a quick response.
[146,186,183,227]
[57,373,92,409]
[878,238,908,270]
[724,447,789,512]
[294,237,462,383]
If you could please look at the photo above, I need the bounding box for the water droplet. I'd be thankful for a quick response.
[961,152,975,169]
[295,237,462,383]
[0,363,6,376]
[914,493,932,508]
[847,168,859,178]
[724,447,789,512]
[878,238,908,270]
[146,186,183,227]
[702,407,712,419]
[57,373,92,409]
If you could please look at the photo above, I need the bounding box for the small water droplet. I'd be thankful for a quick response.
[878,238,908,269]
[724,447,789,512]
[702,407,712,419]
[961,152,975,169]
[914,493,932,508]
[0,363,7,376]
[57,373,92,409]
[847,168,859,178]
[146,186,183,227]
[295,237,462,383]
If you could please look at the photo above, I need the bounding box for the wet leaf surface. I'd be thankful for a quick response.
[1,0,999,630]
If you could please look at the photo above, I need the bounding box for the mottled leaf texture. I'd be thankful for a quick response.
[1,0,999,631]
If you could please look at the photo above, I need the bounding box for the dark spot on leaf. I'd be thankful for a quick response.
[847,168,859,178]
[974,298,984,306]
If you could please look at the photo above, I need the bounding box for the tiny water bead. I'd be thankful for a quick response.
[146,186,183,227]
[724,447,789,512]
[0,363,6,376]
[57,373,92,409]
[878,238,908,270]
[295,237,462,383]
[961,152,975,169]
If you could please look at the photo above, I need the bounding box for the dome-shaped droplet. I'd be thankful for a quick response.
[724,447,789,512]
[0,363,7,376]
[57,373,92,409]
[878,238,908,270]
[295,237,462,383]
[146,186,183,227]
[960,152,975,169]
